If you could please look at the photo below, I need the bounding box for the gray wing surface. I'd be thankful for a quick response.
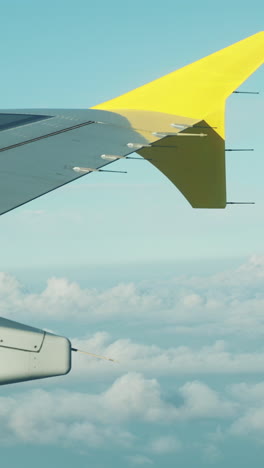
[0,109,148,215]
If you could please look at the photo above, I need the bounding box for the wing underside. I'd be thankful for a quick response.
[0,108,227,213]
[0,109,150,215]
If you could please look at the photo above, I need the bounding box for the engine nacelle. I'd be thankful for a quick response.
[0,317,71,385]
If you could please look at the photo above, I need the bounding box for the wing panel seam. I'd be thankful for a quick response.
[0,120,95,153]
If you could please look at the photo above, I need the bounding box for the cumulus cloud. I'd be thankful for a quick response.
[228,382,264,403]
[70,333,264,378]
[2,368,264,457]
[0,273,159,322]
[1,255,264,339]
[227,382,264,437]
[0,375,138,447]
[1,257,264,459]
[237,254,264,277]
[0,374,162,447]
[230,408,264,436]
[0,374,236,447]
[177,381,235,420]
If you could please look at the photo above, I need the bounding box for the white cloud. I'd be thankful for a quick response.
[1,256,264,339]
[3,369,264,457]
[70,334,264,378]
[228,382,264,403]
[0,378,137,447]
[230,408,264,436]
[4,258,264,388]
[237,254,264,277]
[2,254,264,457]
[0,273,159,322]
[227,381,264,437]
[177,381,236,420]
[0,256,264,341]
[148,435,182,454]
[0,373,168,447]
[101,373,176,423]
[0,374,236,447]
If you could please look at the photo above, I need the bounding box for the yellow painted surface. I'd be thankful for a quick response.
[138,122,226,208]
[93,32,264,139]
[92,32,263,208]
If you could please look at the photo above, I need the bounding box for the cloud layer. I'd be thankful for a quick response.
[1,255,264,340]
[69,332,264,379]
[0,373,235,448]
[1,256,264,464]
[2,371,264,463]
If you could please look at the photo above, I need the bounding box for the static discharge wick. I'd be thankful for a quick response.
[71,347,118,363]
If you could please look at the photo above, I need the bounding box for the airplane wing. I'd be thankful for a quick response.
[0,31,263,214]
[0,109,151,215]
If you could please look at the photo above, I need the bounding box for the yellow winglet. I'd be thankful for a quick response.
[93,32,264,208]
[93,32,263,138]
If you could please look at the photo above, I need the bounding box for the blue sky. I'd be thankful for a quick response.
[0,0,264,270]
[0,0,264,467]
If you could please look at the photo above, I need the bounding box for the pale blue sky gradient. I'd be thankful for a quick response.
[0,1,264,270]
